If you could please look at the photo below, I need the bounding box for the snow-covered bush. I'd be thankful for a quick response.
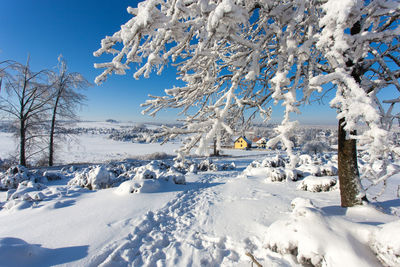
[266,168,286,182]
[244,156,297,181]
[298,154,313,165]
[197,159,218,172]
[297,176,337,192]
[265,198,381,266]
[116,161,186,194]
[370,220,400,266]
[262,155,286,168]
[220,162,236,171]
[296,154,338,177]
[68,165,117,190]
[43,171,64,181]
[133,161,185,184]
[131,152,172,161]
[302,140,330,155]
[134,168,157,180]
[6,181,47,201]
[1,182,88,211]
[0,166,42,190]
[116,179,162,194]
[2,181,47,211]
[173,159,235,174]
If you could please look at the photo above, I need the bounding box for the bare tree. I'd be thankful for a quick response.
[0,57,51,166]
[47,55,89,166]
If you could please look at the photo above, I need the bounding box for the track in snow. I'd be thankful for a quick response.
[88,173,248,267]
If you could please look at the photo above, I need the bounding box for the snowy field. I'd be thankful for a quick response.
[0,122,399,267]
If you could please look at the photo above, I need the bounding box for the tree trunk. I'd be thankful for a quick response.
[49,95,60,166]
[213,139,220,156]
[48,111,56,166]
[19,119,26,166]
[336,20,368,207]
[337,118,364,207]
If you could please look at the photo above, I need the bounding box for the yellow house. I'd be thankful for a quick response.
[234,136,252,149]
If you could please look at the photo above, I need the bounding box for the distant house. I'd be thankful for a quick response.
[234,136,252,149]
[255,137,267,148]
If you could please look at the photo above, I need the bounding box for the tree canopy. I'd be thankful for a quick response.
[94,0,400,205]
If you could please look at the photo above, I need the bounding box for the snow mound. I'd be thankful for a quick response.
[1,181,87,211]
[0,166,40,190]
[198,159,219,172]
[243,156,298,181]
[2,181,47,211]
[116,161,186,194]
[174,159,235,174]
[297,176,338,192]
[116,179,162,194]
[370,219,400,266]
[196,159,235,172]
[0,237,45,266]
[244,154,338,182]
[68,165,117,190]
[296,154,337,177]
[265,198,387,267]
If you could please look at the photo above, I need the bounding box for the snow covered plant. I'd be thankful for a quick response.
[94,0,400,206]
[265,198,400,266]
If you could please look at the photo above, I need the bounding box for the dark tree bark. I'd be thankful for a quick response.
[337,20,368,207]
[19,119,27,166]
[212,139,220,156]
[337,118,364,206]
[48,95,60,166]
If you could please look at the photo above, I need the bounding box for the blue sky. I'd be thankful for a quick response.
[0,0,339,124]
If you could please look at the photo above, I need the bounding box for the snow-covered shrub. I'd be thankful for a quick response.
[197,159,218,172]
[134,160,170,177]
[0,166,31,190]
[285,169,298,181]
[6,181,47,201]
[220,162,236,171]
[132,152,172,161]
[265,167,298,182]
[262,155,286,168]
[188,159,235,173]
[1,182,88,211]
[298,154,313,165]
[2,181,47,211]
[43,171,64,181]
[134,168,157,180]
[116,161,186,194]
[266,198,379,267]
[61,165,78,174]
[266,167,286,182]
[116,179,162,194]
[296,154,337,177]
[244,156,297,181]
[370,220,400,266]
[162,170,186,185]
[68,165,116,190]
[297,176,337,192]
[172,158,197,174]
[302,140,330,155]
[188,164,198,174]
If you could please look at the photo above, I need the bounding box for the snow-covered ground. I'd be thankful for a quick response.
[0,124,399,266]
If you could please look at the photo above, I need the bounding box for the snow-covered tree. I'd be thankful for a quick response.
[302,140,330,155]
[94,0,400,206]
[0,58,51,166]
[47,55,89,166]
